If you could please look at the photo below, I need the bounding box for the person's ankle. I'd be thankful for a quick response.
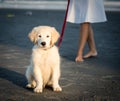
[90,49,97,54]
[75,55,84,62]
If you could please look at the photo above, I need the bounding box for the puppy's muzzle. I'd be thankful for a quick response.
[41,42,46,46]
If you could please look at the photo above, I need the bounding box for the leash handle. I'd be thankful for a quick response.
[57,0,70,47]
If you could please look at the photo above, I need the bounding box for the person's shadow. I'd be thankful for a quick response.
[0,67,27,88]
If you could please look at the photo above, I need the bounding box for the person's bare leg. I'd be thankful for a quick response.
[83,24,97,58]
[75,23,89,62]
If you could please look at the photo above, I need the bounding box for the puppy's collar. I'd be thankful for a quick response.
[41,45,54,51]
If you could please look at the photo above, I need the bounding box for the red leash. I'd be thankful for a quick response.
[57,0,70,47]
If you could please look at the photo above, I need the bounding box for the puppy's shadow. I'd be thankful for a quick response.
[0,67,27,88]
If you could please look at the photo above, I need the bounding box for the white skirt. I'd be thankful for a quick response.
[67,0,107,23]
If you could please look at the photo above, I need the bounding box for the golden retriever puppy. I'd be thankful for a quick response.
[25,26,62,93]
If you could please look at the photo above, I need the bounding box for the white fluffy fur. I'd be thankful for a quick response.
[25,26,62,93]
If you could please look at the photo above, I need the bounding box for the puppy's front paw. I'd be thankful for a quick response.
[53,86,62,92]
[34,87,43,93]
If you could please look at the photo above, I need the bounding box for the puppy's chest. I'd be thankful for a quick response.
[40,52,51,62]
[33,49,57,64]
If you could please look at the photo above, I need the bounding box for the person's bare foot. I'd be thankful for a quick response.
[83,51,97,58]
[75,55,84,62]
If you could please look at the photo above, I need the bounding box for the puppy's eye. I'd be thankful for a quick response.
[46,35,49,38]
[39,35,41,38]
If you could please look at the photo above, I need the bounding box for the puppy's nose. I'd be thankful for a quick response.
[41,42,46,46]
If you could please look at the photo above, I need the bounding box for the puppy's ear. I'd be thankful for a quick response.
[51,27,60,46]
[28,27,38,44]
